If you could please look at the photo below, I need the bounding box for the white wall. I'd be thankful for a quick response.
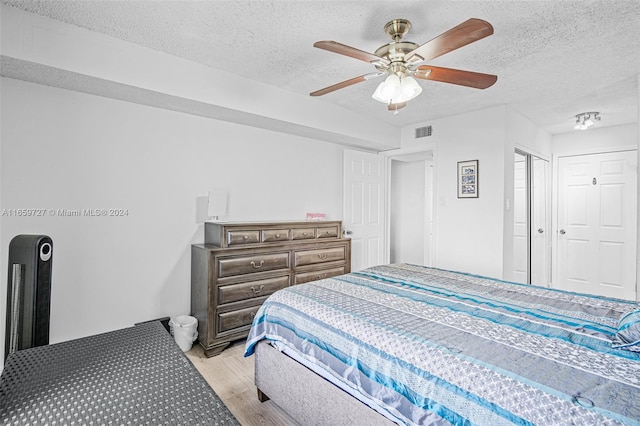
[552,123,638,155]
[0,77,345,358]
[400,106,553,280]
[402,106,508,278]
[507,109,553,158]
[0,4,397,364]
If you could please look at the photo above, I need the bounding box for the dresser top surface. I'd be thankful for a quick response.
[205,220,341,227]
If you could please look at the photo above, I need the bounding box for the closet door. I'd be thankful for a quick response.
[512,151,549,286]
[531,157,549,286]
[556,151,637,300]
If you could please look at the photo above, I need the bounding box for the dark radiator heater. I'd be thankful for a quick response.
[5,235,53,361]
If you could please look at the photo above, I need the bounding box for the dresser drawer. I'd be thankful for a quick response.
[218,305,261,334]
[226,230,261,246]
[262,229,290,243]
[218,275,289,304]
[316,226,339,238]
[295,246,346,267]
[291,228,316,240]
[218,252,289,277]
[294,266,345,285]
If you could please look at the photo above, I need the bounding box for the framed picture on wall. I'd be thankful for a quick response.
[457,160,479,198]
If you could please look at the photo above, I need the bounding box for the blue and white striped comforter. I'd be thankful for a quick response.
[244,263,640,425]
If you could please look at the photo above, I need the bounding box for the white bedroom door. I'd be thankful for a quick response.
[556,150,637,300]
[343,149,387,272]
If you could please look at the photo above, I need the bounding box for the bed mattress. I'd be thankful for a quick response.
[245,263,640,425]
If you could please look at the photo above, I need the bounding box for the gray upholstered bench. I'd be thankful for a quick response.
[0,321,239,425]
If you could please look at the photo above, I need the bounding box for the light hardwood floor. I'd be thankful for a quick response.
[185,340,298,425]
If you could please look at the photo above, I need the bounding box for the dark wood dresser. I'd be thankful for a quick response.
[191,220,351,357]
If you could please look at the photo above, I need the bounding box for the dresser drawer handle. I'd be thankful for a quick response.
[317,253,328,260]
[316,274,328,280]
[275,233,281,238]
[251,285,265,295]
[250,260,265,269]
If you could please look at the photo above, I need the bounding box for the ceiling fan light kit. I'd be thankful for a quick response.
[310,17,497,113]
[372,74,423,104]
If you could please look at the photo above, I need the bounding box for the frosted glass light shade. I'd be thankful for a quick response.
[372,74,401,103]
[372,74,422,104]
[399,76,422,102]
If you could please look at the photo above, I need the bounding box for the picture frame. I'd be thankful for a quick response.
[457,160,479,198]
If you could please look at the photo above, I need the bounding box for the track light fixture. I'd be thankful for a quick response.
[574,112,600,130]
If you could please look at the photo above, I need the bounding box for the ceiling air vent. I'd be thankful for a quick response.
[415,125,432,138]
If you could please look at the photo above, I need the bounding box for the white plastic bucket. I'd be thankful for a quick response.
[169,315,198,352]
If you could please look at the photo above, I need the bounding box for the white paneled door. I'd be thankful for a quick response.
[556,150,637,300]
[343,149,387,272]
[531,156,550,286]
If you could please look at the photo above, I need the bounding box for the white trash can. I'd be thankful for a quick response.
[169,315,198,352]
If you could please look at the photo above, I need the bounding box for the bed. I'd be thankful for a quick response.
[244,263,640,425]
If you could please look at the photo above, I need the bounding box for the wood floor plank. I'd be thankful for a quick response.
[186,340,298,425]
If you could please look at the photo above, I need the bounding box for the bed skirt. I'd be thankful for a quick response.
[255,340,394,425]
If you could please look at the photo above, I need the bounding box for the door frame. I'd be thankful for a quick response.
[512,151,531,283]
[551,145,638,294]
[381,143,438,267]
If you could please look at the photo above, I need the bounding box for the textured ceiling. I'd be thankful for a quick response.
[2,0,639,134]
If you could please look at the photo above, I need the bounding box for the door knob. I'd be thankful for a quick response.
[343,230,353,236]
[537,228,544,234]
[559,229,566,235]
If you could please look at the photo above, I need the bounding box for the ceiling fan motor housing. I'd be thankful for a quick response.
[384,19,412,41]
[374,42,420,64]
[374,19,420,76]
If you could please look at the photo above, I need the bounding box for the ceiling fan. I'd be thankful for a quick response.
[310,18,497,112]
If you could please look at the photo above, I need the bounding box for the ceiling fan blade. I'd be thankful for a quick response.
[414,65,497,89]
[310,73,382,96]
[406,18,493,62]
[314,41,388,65]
